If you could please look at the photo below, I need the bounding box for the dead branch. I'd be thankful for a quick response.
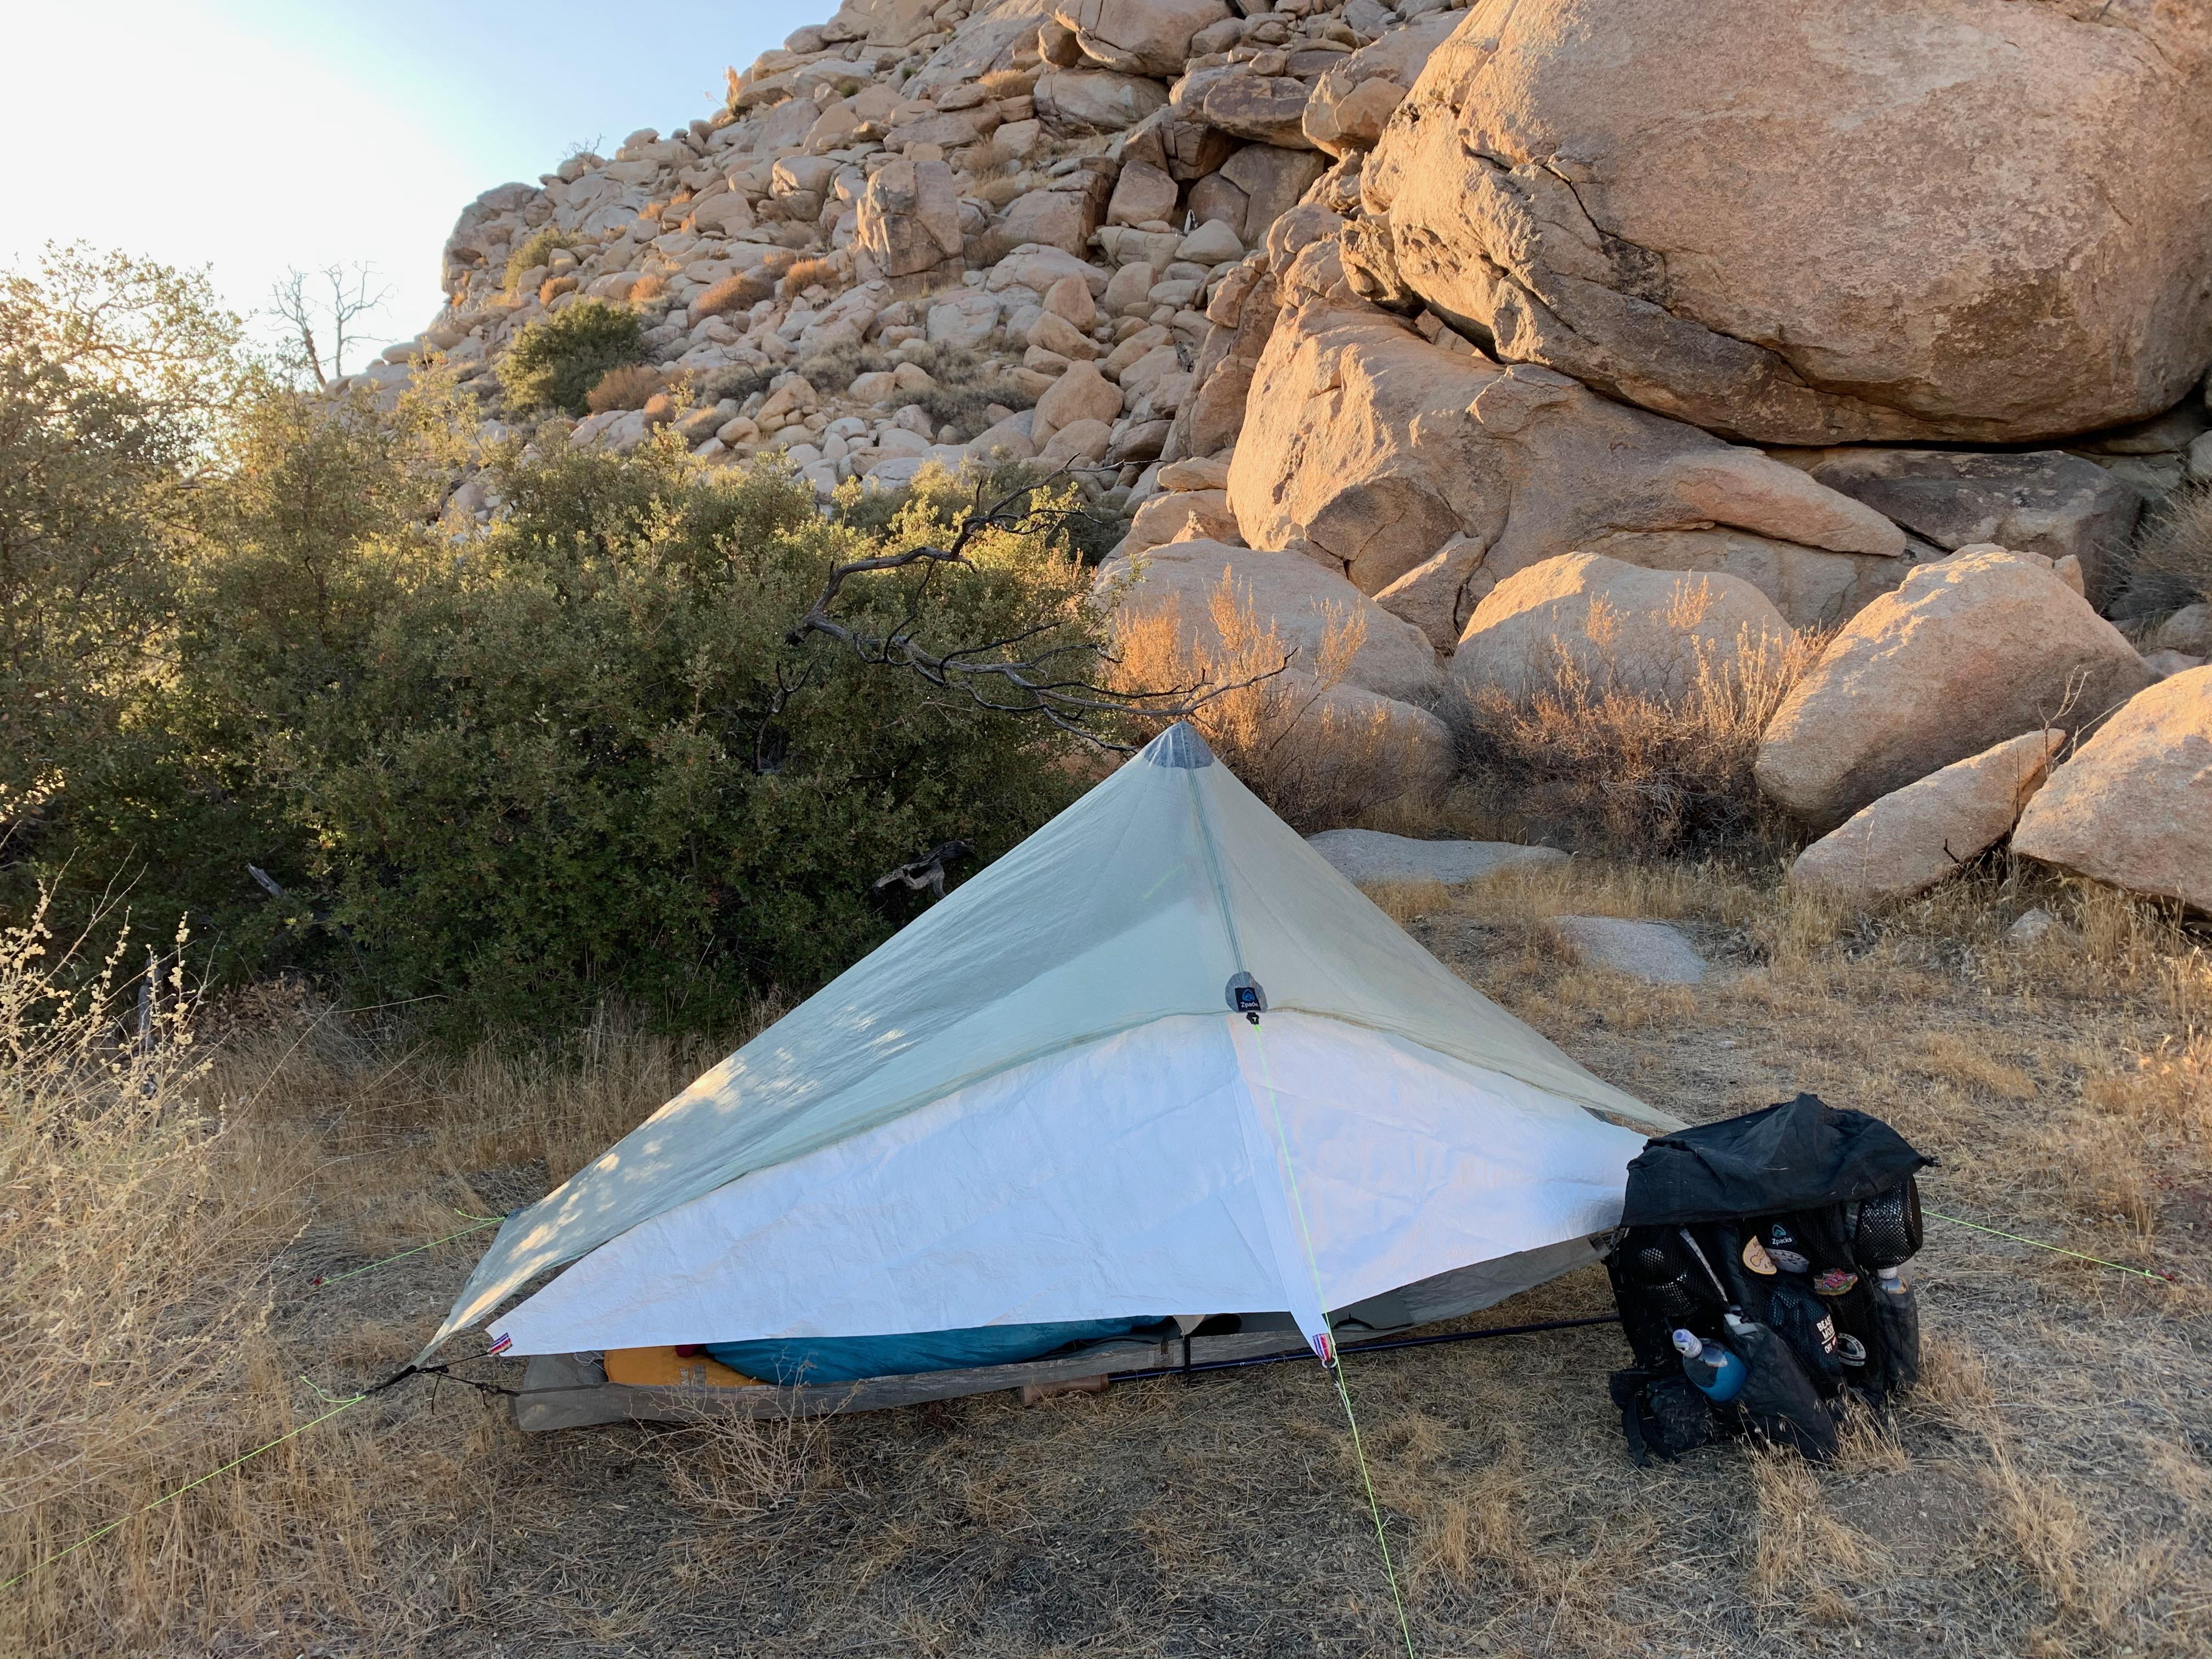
[785,473,1289,749]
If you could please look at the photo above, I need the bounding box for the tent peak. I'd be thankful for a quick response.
[1145,723,1215,769]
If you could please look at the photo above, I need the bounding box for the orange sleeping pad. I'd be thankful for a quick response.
[602,1346,764,1388]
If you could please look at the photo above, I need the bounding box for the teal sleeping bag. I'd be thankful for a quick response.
[704,1316,1168,1384]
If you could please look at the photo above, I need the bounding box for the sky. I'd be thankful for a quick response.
[2,0,787,367]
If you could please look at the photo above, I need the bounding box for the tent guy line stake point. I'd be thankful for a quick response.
[1926,1210,2179,1282]
[1248,1015,1419,1659]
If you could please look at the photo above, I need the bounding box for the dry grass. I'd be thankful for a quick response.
[1110,571,1443,832]
[1460,592,1827,855]
[777,256,840,298]
[2115,478,2212,617]
[627,270,668,306]
[6,847,2210,1654]
[583,362,665,414]
[691,269,774,323]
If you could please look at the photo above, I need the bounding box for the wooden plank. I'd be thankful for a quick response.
[511,1327,1317,1431]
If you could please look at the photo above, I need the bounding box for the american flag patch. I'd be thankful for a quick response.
[487,1333,513,1356]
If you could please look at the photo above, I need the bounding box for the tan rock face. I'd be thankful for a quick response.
[1789,729,2064,908]
[1031,360,1125,441]
[853,157,962,279]
[1365,0,2212,444]
[1053,0,1231,77]
[1225,262,1907,620]
[1755,549,2158,831]
[2012,667,2212,913]
[1302,11,1459,156]
[1093,538,1442,704]
[1451,552,1790,705]
[1035,69,1170,134]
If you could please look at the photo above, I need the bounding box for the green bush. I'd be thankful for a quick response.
[5,256,1113,1035]
[496,300,646,416]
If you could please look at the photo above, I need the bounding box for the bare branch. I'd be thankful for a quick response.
[785,476,1289,751]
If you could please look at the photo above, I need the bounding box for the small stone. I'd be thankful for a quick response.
[1551,917,1708,985]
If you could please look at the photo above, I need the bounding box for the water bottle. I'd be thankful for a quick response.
[1672,1328,1747,1402]
[1878,1267,1908,1295]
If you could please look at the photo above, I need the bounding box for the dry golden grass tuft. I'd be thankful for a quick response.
[1109,572,1441,832]
[627,270,668,305]
[777,256,841,297]
[584,362,665,414]
[1459,595,1826,855]
[692,268,775,321]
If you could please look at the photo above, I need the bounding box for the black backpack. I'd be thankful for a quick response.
[1605,1094,1931,1464]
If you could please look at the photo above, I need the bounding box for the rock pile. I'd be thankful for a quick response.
[360,0,2210,904]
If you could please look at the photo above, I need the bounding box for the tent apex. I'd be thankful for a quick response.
[1144,723,1215,769]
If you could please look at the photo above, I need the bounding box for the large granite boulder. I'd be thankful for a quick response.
[1452,552,1791,704]
[853,157,963,280]
[1756,548,2157,831]
[1052,0,1231,77]
[1225,244,1907,622]
[1035,69,1170,135]
[1788,729,2064,908]
[2012,667,2212,913]
[1790,449,2142,607]
[1364,0,2212,445]
[1093,537,1442,704]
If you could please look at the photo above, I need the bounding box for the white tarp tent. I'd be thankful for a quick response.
[425,723,1680,1368]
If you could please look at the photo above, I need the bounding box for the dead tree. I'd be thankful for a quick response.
[786,474,1286,750]
[269,263,393,387]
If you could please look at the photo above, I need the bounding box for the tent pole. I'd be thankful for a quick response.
[1120,1312,1621,1383]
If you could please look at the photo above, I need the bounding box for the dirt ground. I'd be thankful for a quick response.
[12,856,2210,1658]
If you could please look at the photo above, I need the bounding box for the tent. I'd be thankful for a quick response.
[424,723,1681,1411]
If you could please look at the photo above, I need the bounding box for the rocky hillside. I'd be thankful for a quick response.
[348,0,2212,907]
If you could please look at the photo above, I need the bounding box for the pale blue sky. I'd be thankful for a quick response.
[4,0,787,359]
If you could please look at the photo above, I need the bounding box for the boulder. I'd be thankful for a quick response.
[1039,416,1115,466]
[1216,146,1328,245]
[1364,0,2212,445]
[854,157,963,280]
[1042,275,1097,330]
[1028,309,1099,360]
[1755,548,2158,831]
[1307,828,1565,889]
[1093,538,1442,704]
[1373,534,1489,654]
[1122,487,1242,556]
[1031,360,1125,441]
[1158,454,1231,492]
[1550,918,1707,985]
[1176,220,1244,266]
[1226,263,1908,618]
[1201,75,1316,148]
[1035,69,1170,134]
[2155,603,2212,658]
[823,0,940,48]
[1788,729,2065,908]
[1302,12,1460,156]
[1793,449,2142,607]
[1451,552,1791,704]
[926,289,1001,349]
[984,183,1107,261]
[1052,0,1232,76]
[1107,160,1178,227]
[2012,667,2212,913]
